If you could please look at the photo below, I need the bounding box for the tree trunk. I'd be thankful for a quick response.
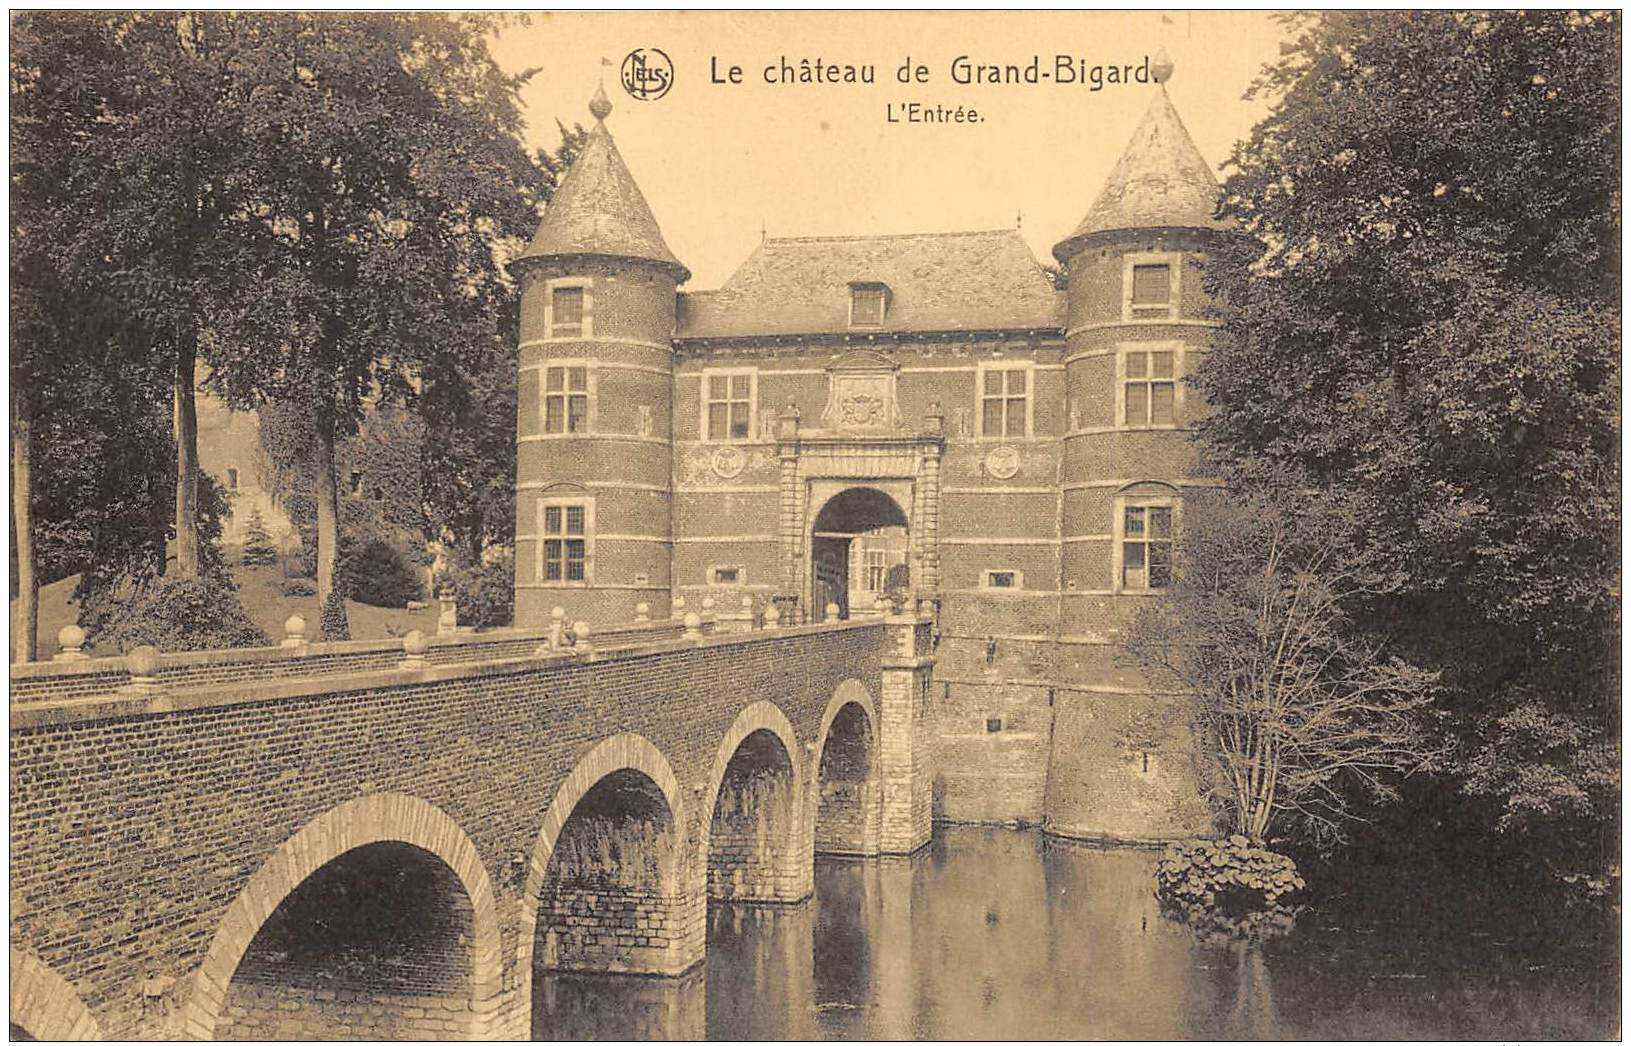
[174,329,200,576]
[314,403,341,608]
[12,397,38,662]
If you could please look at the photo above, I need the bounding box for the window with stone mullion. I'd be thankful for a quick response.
[543,504,588,582]
[1122,505,1173,590]
[981,368,1028,437]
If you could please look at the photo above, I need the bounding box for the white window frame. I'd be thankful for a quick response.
[544,277,594,340]
[974,360,1034,440]
[699,367,758,443]
[982,569,1025,590]
[540,358,597,435]
[1114,493,1180,594]
[1121,251,1181,322]
[1116,341,1184,430]
[535,497,595,586]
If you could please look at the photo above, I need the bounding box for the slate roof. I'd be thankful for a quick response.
[1053,87,1227,260]
[676,229,1064,339]
[517,101,688,280]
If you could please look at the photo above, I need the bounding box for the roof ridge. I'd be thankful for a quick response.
[763,228,1021,244]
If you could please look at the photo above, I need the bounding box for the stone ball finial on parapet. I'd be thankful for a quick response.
[764,604,781,630]
[400,629,429,669]
[684,611,703,639]
[825,602,842,622]
[549,606,566,649]
[123,645,165,696]
[572,621,592,655]
[282,614,308,652]
[53,625,88,661]
[634,601,651,624]
[437,597,459,637]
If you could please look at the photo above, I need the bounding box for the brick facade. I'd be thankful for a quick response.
[508,80,1229,846]
[9,617,932,1039]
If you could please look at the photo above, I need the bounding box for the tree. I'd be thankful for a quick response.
[239,509,278,566]
[419,122,587,561]
[40,13,256,581]
[1198,12,1619,881]
[205,13,548,613]
[1125,486,1441,849]
[10,13,165,659]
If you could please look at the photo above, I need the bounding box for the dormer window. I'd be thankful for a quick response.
[849,283,889,327]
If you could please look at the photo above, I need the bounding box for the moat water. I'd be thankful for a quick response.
[533,826,1619,1040]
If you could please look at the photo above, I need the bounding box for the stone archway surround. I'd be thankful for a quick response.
[182,792,505,1041]
[11,952,101,1041]
[515,733,696,998]
[696,701,811,904]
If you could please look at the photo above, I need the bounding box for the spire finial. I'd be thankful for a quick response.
[589,81,613,122]
[1151,47,1174,85]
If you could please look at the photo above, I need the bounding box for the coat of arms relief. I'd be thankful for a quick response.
[820,351,903,433]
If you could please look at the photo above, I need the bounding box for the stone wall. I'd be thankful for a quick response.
[215,981,472,1041]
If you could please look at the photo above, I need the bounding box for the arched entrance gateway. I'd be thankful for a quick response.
[809,486,910,621]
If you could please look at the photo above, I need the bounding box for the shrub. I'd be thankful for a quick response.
[342,538,424,609]
[1156,836,1305,942]
[280,577,317,597]
[319,588,350,641]
[441,549,514,629]
[239,508,278,566]
[84,572,270,653]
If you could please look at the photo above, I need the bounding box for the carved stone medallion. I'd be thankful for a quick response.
[984,444,1021,480]
[711,445,746,480]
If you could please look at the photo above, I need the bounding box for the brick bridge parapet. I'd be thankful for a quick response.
[9,611,936,1040]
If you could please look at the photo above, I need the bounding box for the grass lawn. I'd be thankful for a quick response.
[12,559,443,661]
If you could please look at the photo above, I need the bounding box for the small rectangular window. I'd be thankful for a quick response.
[710,566,742,585]
[1124,350,1177,428]
[226,467,239,491]
[544,365,590,434]
[979,366,1029,438]
[985,570,1020,589]
[552,286,585,337]
[704,371,754,441]
[986,717,1003,733]
[1132,264,1171,306]
[349,470,364,495]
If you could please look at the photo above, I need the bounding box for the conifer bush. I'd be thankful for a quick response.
[318,587,350,641]
[238,508,278,566]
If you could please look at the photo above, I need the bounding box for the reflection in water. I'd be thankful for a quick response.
[532,827,1619,1041]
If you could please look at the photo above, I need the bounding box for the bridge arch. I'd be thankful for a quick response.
[698,701,811,903]
[183,793,502,1041]
[11,952,100,1041]
[519,732,697,1035]
[809,679,883,856]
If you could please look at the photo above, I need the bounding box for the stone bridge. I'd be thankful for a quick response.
[9,611,936,1040]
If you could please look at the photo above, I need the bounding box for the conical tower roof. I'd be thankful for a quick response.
[1053,74,1227,261]
[518,86,689,281]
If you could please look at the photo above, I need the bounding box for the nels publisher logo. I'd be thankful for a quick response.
[621,49,674,101]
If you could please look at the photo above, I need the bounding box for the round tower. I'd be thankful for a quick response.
[511,85,688,629]
[1047,54,1226,839]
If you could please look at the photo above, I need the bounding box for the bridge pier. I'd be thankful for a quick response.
[878,614,936,854]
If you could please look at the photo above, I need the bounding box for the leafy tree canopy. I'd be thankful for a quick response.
[1197,11,1619,881]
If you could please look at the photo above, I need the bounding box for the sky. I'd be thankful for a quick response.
[487,12,1290,288]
